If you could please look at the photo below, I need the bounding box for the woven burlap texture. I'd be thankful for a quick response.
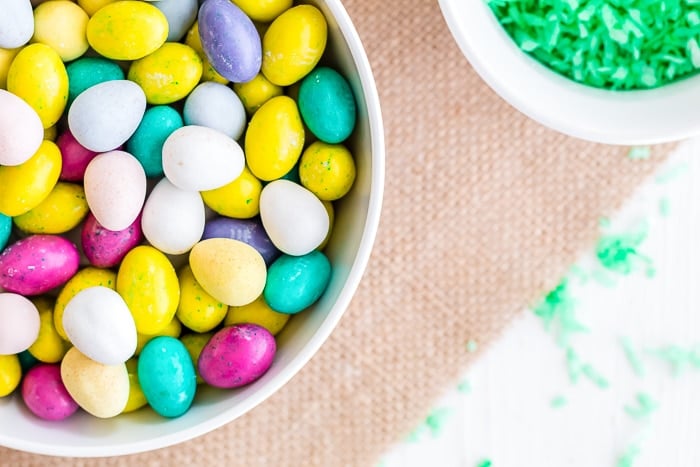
[3,0,670,466]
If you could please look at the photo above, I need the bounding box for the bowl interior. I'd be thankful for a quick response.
[0,0,384,457]
[439,0,700,145]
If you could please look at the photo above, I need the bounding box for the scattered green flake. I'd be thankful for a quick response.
[627,146,651,160]
[533,279,588,346]
[477,460,493,467]
[620,336,645,378]
[656,163,689,184]
[566,346,582,383]
[467,339,479,353]
[658,198,670,217]
[425,407,454,437]
[550,395,567,408]
[617,443,641,467]
[581,363,610,389]
[457,379,472,394]
[624,392,658,419]
[650,345,689,376]
[596,222,654,277]
[405,424,428,443]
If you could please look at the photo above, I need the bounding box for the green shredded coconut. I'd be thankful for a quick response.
[477,460,493,467]
[487,0,700,90]
[627,146,651,160]
[650,345,690,376]
[407,407,455,442]
[533,279,588,346]
[620,336,645,378]
[617,443,642,467]
[581,363,610,389]
[467,339,479,353]
[624,392,658,419]
[457,379,472,394]
[658,198,671,217]
[550,395,567,408]
[596,222,654,277]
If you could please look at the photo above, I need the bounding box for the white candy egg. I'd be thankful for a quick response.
[0,90,44,166]
[0,0,33,48]
[183,82,246,140]
[153,0,198,41]
[0,293,40,355]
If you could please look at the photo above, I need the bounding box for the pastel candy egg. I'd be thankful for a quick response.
[183,82,246,140]
[68,80,147,153]
[0,214,11,251]
[225,295,289,336]
[198,0,261,83]
[80,213,143,268]
[0,48,21,90]
[0,354,21,397]
[84,151,147,231]
[13,182,89,234]
[126,106,183,178]
[87,1,168,60]
[176,265,228,333]
[153,0,198,42]
[18,350,38,373]
[162,125,245,192]
[200,166,262,219]
[0,140,62,217]
[60,346,129,418]
[138,336,196,417]
[0,236,80,296]
[77,0,118,16]
[27,297,70,363]
[63,287,137,365]
[0,89,43,167]
[66,57,125,107]
[122,358,147,413]
[56,129,99,182]
[298,67,357,144]
[189,238,266,307]
[0,293,40,355]
[233,73,283,115]
[141,178,205,255]
[299,142,356,201]
[184,22,228,85]
[0,0,33,48]
[259,180,329,256]
[128,43,202,105]
[117,246,180,335]
[32,1,90,61]
[180,332,213,384]
[262,5,327,86]
[264,251,331,314]
[7,43,68,129]
[202,216,280,266]
[21,364,79,420]
[231,0,291,22]
[198,324,275,388]
[245,96,305,181]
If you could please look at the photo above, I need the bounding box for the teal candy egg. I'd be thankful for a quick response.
[18,349,39,373]
[127,106,184,177]
[66,57,125,106]
[137,336,196,418]
[298,67,357,144]
[0,213,10,251]
[264,251,331,314]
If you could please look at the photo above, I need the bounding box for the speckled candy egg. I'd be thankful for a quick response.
[189,238,266,307]
[299,142,356,201]
[84,151,147,231]
[264,251,331,314]
[138,336,196,418]
[13,182,89,234]
[56,129,99,182]
[231,0,291,22]
[60,346,129,418]
[0,293,40,355]
[176,265,227,333]
[21,363,78,421]
[259,180,329,256]
[183,82,246,140]
[153,0,198,41]
[202,217,280,266]
[0,354,21,397]
[0,89,43,167]
[126,105,183,178]
[81,213,143,268]
[198,0,261,83]
[200,166,262,219]
[0,0,33,48]
[68,80,147,153]
[0,236,80,296]
[198,324,275,388]
[66,57,125,106]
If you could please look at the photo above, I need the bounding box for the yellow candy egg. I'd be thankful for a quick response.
[189,238,266,307]
[184,22,229,85]
[0,47,20,89]
[299,141,356,201]
[180,332,212,384]
[0,141,62,217]
[43,125,57,142]
[32,1,90,61]
[27,297,70,363]
[14,182,89,234]
[77,0,118,16]
[117,246,180,335]
[128,43,202,105]
[232,0,292,23]
[7,44,68,128]
[233,73,283,115]
[122,358,147,413]
[245,96,305,181]
[87,1,168,60]
[262,5,327,86]
[224,295,290,336]
[201,166,262,219]
[176,265,228,333]
[0,354,21,397]
[54,267,117,340]
[135,315,181,355]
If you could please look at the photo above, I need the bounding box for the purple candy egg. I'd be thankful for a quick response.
[198,0,261,83]
[81,212,144,268]
[198,324,276,389]
[22,364,79,421]
[202,216,280,265]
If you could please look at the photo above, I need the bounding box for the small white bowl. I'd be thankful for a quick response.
[439,0,700,145]
[0,0,384,457]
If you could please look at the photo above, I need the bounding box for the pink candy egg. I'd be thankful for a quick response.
[22,364,79,421]
[56,129,99,182]
[81,212,143,268]
[0,235,80,295]
[198,323,276,388]
[0,293,40,355]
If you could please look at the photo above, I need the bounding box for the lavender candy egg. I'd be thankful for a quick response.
[198,0,261,83]
[0,235,80,295]
[202,217,280,266]
[198,323,276,388]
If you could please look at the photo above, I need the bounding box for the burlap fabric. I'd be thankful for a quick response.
[2,0,671,465]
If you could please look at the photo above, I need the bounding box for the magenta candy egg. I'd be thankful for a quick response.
[56,129,99,182]
[198,324,276,388]
[81,212,143,268]
[22,364,79,421]
[0,235,80,295]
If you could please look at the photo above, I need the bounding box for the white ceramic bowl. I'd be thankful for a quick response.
[439,0,700,145]
[0,0,384,457]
